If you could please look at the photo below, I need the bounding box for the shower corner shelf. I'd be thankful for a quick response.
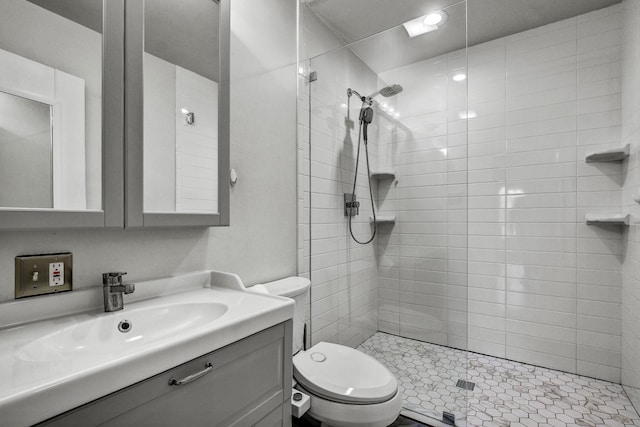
[370,215,396,224]
[370,170,396,180]
[585,213,630,226]
[585,144,630,163]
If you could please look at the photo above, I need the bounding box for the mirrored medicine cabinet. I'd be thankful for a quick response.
[0,0,229,230]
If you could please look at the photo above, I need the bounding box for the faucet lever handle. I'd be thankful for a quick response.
[102,272,128,285]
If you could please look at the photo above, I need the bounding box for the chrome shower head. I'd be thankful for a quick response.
[379,84,403,97]
[368,84,403,100]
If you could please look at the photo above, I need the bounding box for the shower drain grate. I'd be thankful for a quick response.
[456,379,476,391]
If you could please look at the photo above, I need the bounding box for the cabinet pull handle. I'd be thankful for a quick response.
[168,362,214,386]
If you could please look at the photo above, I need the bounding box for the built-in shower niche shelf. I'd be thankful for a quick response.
[370,215,396,225]
[370,170,396,180]
[585,213,630,226]
[585,144,630,163]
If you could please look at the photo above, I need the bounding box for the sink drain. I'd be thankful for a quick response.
[118,319,132,333]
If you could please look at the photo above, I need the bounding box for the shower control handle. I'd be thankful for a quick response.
[344,193,360,216]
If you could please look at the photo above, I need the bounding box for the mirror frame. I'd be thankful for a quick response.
[0,0,125,230]
[124,0,230,228]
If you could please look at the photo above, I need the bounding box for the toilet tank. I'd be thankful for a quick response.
[259,277,310,354]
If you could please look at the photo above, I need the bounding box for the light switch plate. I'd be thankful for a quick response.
[15,253,72,299]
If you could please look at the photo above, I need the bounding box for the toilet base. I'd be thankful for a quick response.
[295,384,403,427]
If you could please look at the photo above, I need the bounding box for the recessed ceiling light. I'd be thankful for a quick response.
[424,12,443,26]
[453,73,467,82]
[403,10,448,38]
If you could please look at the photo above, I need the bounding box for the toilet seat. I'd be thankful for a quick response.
[293,342,397,405]
[295,384,403,427]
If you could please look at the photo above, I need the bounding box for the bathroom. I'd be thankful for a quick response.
[0,0,639,426]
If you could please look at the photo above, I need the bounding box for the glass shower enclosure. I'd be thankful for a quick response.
[297,1,470,423]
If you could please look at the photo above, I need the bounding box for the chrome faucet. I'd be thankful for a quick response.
[103,272,135,312]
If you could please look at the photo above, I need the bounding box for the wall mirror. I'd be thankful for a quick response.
[125,0,230,227]
[0,0,124,229]
[0,92,52,208]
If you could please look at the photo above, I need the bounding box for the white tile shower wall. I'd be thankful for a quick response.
[621,0,640,412]
[466,39,506,358]
[576,6,624,383]
[505,16,579,375]
[446,50,469,352]
[377,51,469,349]
[377,5,623,382]
[298,7,378,349]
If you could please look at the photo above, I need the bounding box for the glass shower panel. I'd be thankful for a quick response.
[299,0,469,423]
[305,44,380,349]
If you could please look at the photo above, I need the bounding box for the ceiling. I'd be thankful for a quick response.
[304,0,622,72]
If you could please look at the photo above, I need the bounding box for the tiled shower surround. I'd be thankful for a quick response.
[359,332,640,426]
[376,4,625,382]
[298,0,640,418]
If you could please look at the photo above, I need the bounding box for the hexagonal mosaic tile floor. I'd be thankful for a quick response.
[357,332,640,427]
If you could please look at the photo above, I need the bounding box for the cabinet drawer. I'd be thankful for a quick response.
[40,322,292,427]
[254,403,287,427]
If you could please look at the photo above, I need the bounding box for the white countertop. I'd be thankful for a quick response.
[0,270,294,426]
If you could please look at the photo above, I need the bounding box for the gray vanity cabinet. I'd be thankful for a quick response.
[39,322,292,427]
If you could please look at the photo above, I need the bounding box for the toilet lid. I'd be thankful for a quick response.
[293,342,398,404]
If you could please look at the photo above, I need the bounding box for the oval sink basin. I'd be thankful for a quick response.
[18,302,228,362]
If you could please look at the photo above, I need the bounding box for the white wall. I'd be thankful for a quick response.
[0,0,298,302]
[207,0,298,285]
[621,0,640,411]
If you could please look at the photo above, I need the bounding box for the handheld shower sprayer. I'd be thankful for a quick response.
[345,84,402,245]
[359,106,374,144]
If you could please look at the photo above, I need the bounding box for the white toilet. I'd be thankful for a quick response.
[255,277,402,427]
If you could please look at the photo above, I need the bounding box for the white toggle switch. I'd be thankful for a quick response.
[32,271,38,282]
[49,262,64,287]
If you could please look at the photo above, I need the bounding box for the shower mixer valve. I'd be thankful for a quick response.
[344,193,360,217]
